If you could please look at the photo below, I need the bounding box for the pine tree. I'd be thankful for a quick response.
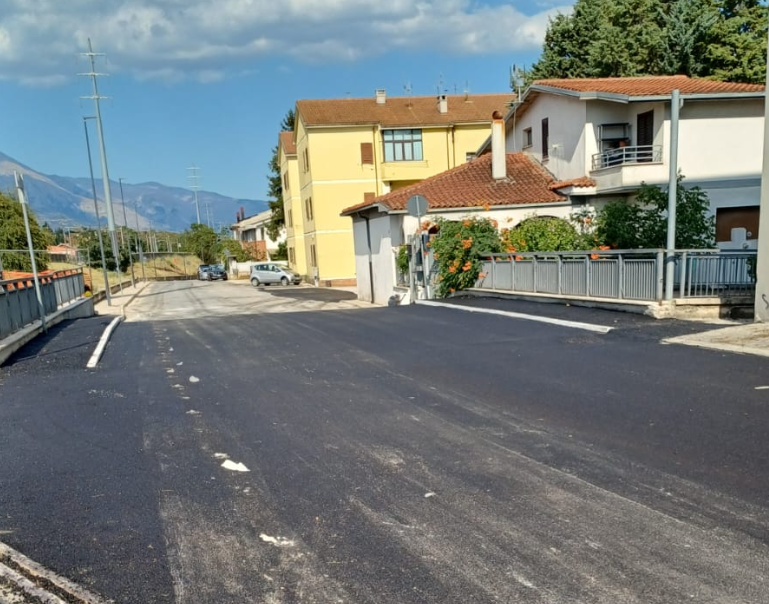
[529,0,767,83]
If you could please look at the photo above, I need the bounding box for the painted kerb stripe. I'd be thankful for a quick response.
[86,316,123,368]
[416,300,613,334]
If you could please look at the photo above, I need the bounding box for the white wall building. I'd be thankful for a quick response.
[231,210,286,255]
[492,75,766,250]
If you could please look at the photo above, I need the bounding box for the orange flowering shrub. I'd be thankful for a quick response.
[429,216,501,297]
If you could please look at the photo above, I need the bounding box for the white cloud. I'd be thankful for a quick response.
[0,0,574,85]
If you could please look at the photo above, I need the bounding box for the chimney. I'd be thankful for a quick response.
[240,206,244,221]
[438,94,448,114]
[375,89,386,104]
[491,111,506,180]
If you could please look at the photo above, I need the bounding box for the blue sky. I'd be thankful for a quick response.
[0,0,574,201]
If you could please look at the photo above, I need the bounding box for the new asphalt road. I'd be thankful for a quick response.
[1,280,768,603]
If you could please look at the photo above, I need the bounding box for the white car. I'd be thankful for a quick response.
[250,263,302,287]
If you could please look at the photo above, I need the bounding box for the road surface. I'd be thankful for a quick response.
[1,280,767,603]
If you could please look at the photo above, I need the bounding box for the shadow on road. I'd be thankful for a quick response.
[260,287,358,303]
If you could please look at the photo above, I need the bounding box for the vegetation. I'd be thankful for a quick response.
[501,216,586,253]
[219,238,251,262]
[594,177,715,249]
[266,109,296,240]
[0,192,52,271]
[429,217,502,297]
[181,223,220,264]
[530,0,767,83]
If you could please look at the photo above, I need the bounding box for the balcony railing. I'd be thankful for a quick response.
[591,145,663,171]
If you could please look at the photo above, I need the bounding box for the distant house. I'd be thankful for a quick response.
[484,75,766,250]
[230,210,285,260]
[47,244,78,261]
[341,114,565,304]
[284,90,513,286]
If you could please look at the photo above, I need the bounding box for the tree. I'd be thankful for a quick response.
[530,0,767,83]
[219,238,250,262]
[266,109,296,240]
[181,223,220,264]
[0,192,52,272]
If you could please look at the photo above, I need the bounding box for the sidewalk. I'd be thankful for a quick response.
[663,321,769,357]
[94,281,150,317]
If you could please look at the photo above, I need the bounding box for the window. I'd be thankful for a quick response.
[305,197,314,220]
[289,247,296,264]
[541,119,549,159]
[523,127,533,148]
[360,142,374,165]
[465,152,476,162]
[383,129,423,162]
[303,148,310,173]
[287,208,293,227]
[310,244,317,267]
[282,171,289,191]
[598,123,631,151]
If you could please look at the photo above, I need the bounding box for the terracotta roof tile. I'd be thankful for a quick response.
[533,75,764,96]
[279,131,296,155]
[342,153,565,215]
[549,177,596,190]
[297,93,513,128]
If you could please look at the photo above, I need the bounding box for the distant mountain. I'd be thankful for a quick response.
[0,151,268,232]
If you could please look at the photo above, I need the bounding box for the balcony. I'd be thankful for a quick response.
[591,145,663,171]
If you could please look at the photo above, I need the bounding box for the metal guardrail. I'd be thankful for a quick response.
[475,249,757,302]
[0,269,85,340]
[591,145,663,170]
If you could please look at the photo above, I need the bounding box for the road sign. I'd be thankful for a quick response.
[406,194,429,218]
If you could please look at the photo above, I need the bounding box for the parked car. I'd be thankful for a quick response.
[205,264,228,281]
[197,265,210,280]
[250,263,301,287]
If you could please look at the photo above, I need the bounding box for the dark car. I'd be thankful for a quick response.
[205,264,228,281]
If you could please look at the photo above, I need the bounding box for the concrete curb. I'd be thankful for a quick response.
[0,297,95,367]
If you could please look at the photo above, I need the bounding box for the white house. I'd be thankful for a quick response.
[341,114,567,304]
[487,75,766,250]
[230,210,286,257]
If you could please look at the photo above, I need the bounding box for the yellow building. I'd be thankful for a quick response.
[285,89,512,286]
[278,131,307,276]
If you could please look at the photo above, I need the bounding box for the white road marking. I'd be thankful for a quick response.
[176,362,183,366]
[424,492,437,498]
[86,316,123,368]
[214,453,230,460]
[189,376,200,383]
[416,300,612,334]
[0,542,111,604]
[186,410,201,415]
[221,460,250,472]
[259,534,295,547]
[755,386,769,390]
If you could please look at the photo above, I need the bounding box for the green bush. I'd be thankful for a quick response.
[429,217,502,297]
[501,216,587,252]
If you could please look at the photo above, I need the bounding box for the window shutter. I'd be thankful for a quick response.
[360,142,374,165]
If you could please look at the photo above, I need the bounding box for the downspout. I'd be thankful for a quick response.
[373,126,380,195]
[357,211,375,303]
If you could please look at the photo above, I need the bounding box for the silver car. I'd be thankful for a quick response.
[250,263,301,287]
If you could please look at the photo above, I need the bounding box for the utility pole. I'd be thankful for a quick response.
[118,178,136,287]
[133,198,146,282]
[188,165,201,224]
[80,39,121,289]
[83,117,112,305]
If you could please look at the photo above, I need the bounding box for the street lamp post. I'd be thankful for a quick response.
[83,117,112,305]
[118,178,136,288]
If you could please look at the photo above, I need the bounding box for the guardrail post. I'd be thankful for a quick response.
[533,254,538,292]
[656,250,664,301]
[585,254,591,297]
[679,251,687,298]
[557,254,562,295]
[491,256,496,290]
[618,254,624,299]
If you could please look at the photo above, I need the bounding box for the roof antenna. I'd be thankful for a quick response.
[403,81,412,106]
[436,72,445,96]
[510,64,526,98]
